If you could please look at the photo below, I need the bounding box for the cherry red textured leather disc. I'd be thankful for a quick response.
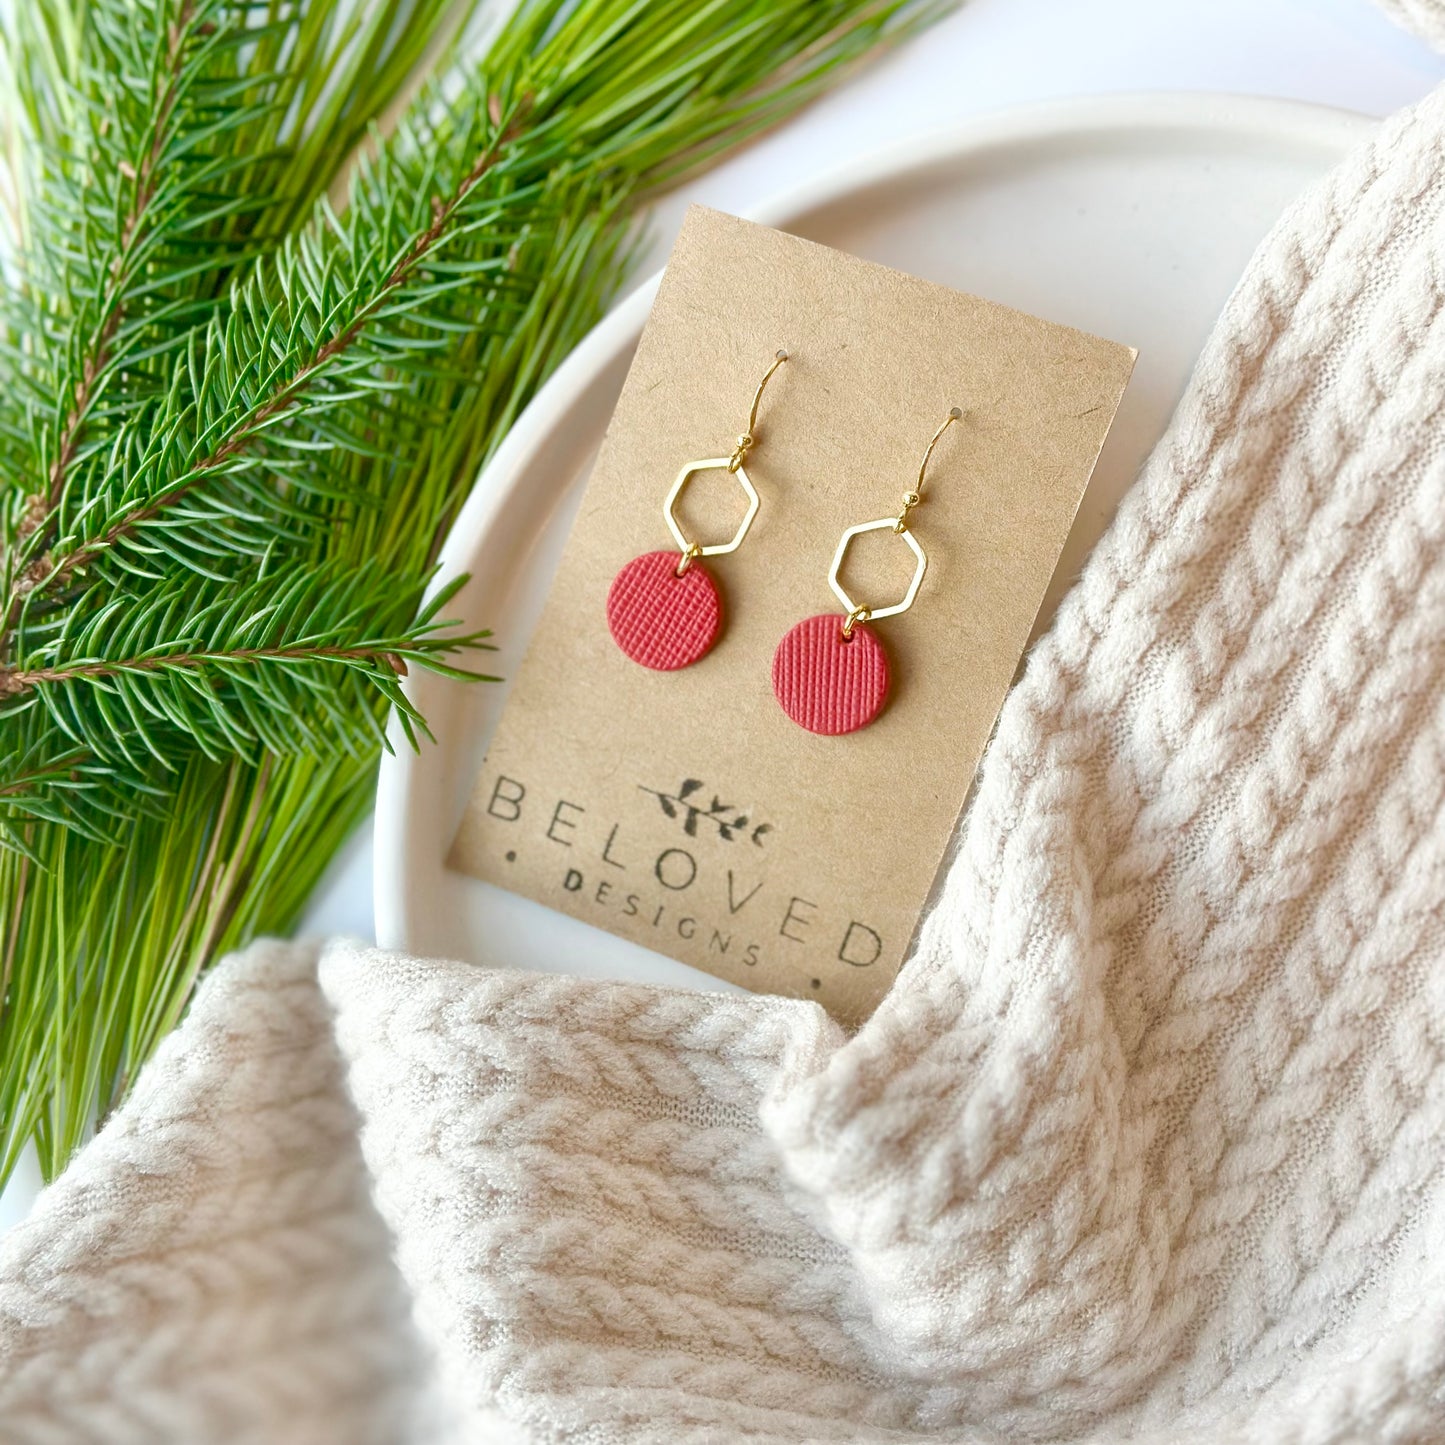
[606,550,722,670]
[771,613,890,735]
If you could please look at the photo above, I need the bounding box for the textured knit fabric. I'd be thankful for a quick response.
[6,62,1445,1445]
[1377,0,1445,50]
[0,941,424,1445]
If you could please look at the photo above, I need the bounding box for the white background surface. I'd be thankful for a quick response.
[301,0,1445,943]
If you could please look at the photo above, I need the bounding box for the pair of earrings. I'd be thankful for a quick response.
[605,351,961,736]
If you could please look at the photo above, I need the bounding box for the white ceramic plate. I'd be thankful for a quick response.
[373,92,1371,992]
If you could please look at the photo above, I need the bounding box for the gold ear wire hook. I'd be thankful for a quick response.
[895,405,963,532]
[729,349,789,472]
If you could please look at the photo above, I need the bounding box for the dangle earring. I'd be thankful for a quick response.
[606,350,789,671]
[772,406,963,735]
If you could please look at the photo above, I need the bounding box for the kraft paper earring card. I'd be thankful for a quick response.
[449,205,1134,1025]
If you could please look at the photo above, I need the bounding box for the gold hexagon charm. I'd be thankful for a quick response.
[828,519,927,621]
[663,458,760,558]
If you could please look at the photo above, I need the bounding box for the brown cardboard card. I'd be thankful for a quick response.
[450,206,1134,1025]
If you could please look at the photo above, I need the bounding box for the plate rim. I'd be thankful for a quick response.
[373,89,1375,951]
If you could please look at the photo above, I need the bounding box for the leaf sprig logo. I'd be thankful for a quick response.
[638,778,771,847]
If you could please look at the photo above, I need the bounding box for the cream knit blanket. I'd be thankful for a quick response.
[4,73,1445,1445]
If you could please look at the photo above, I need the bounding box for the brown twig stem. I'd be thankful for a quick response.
[1,641,415,698]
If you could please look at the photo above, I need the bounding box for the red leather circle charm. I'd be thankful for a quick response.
[771,613,890,735]
[607,550,722,671]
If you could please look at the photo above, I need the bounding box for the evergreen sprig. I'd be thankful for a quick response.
[0,710,161,858]
[0,0,943,1186]
[5,0,292,564]
[15,103,544,593]
[6,567,489,766]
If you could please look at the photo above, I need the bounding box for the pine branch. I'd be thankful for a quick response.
[34,0,200,524]
[0,0,297,636]
[0,713,164,859]
[2,566,492,774]
[0,0,476,637]
[84,108,530,543]
[1,104,539,619]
